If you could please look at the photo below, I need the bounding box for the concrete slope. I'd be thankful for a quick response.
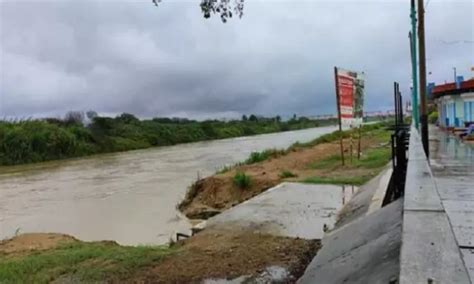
[334,164,392,229]
[201,182,356,240]
[298,199,402,284]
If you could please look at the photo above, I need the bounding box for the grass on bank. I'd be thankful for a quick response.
[303,175,372,186]
[216,122,391,175]
[279,170,298,178]
[310,147,391,170]
[0,242,175,283]
[245,149,286,164]
[302,126,392,186]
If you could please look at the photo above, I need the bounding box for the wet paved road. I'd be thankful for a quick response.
[0,126,336,245]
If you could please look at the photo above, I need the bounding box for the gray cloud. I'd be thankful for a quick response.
[1,0,472,119]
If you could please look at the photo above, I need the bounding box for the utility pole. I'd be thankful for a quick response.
[418,0,429,157]
[453,67,457,83]
[410,0,419,130]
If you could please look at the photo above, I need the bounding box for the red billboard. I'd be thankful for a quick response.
[335,67,365,127]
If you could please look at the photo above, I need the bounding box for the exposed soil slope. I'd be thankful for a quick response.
[139,229,320,283]
[0,231,320,283]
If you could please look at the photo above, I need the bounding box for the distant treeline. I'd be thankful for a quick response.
[0,112,338,166]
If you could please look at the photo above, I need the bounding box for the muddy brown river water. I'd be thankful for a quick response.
[0,126,337,245]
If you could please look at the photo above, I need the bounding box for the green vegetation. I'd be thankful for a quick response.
[279,170,297,178]
[245,149,286,164]
[303,175,372,186]
[303,125,392,186]
[290,122,386,150]
[0,242,174,283]
[428,111,439,124]
[216,165,233,174]
[217,122,391,177]
[233,172,252,189]
[0,113,335,166]
[310,147,391,170]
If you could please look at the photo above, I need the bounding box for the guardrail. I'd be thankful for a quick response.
[384,82,410,205]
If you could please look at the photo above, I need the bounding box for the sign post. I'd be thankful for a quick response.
[334,67,365,164]
[334,67,345,166]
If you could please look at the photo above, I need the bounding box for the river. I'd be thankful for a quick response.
[0,126,337,245]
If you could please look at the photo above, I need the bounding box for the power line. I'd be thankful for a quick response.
[425,0,432,10]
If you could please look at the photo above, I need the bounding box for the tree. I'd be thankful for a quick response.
[117,113,139,124]
[153,0,244,23]
[64,111,84,125]
[86,110,98,120]
[242,115,248,121]
[248,114,258,122]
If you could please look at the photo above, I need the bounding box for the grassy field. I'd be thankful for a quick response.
[217,122,390,175]
[0,240,175,283]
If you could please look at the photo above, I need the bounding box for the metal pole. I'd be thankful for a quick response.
[334,67,345,166]
[410,0,419,129]
[400,94,404,124]
[394,82,398,126]
[350,131,353,164]
[418,0,429,157]
[357,125,361,160]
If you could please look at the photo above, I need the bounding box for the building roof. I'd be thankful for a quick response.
[432,79,474,99]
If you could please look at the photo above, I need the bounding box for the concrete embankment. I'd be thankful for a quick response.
[300,126,473,283]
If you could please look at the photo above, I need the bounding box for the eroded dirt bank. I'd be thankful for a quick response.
[0,231,320,283]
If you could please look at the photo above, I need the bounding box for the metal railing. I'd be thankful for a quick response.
[384,82,410,205]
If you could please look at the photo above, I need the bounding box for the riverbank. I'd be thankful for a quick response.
[0,230,319,283]
[179,123,391,219]
[0,114,335,166]
[0,123,392,282]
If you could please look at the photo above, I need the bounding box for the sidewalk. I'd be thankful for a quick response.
[430,126,474,280]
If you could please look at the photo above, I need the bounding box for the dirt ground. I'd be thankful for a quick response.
[138,229,320,283]
[179,135,384,219]
[0,233,77,256]
[1,231,320,283]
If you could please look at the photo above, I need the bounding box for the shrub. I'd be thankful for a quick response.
[428,111,438,124]
[64,111,84,125]
[245,149,285,164]
[279,170,297,178]
[233,172,251,189]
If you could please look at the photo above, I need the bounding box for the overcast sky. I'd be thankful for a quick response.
[0,0,472,120]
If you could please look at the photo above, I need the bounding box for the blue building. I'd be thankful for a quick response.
[432,79,474,128]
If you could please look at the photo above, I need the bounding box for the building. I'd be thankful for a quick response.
[431,78,474,128]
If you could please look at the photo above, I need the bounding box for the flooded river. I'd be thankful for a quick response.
[0,126,337,245]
